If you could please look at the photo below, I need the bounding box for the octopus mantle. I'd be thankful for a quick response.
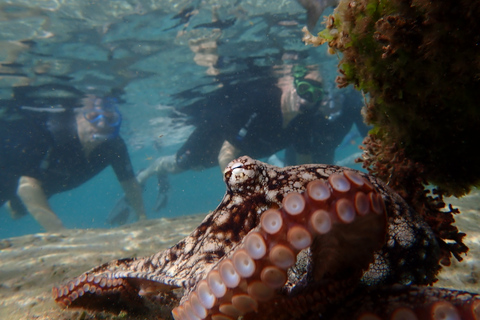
[53,156,480,319]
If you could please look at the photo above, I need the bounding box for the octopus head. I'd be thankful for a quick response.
[223,156,263,193]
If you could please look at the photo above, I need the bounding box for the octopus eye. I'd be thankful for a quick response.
[232,166,245,176]
[224,157,259,192]
[231,162,244,170]
[229,166,256,189]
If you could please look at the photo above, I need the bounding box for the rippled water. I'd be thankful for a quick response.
[0,1,362,238]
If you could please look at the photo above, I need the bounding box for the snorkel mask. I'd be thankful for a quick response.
[294,78,324,104]
[292,65,324,105]
[83,97,122,140]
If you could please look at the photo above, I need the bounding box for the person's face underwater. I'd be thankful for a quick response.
[294,79,324,111]
[83,106,121,129]
[79,95,122,141]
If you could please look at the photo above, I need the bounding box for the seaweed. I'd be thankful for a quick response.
[304,0,480,265]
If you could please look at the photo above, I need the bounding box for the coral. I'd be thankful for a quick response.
[304,0,480,264]
[305,0,480,197]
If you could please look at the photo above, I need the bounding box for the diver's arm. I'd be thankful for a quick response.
[16,176,66,232]
[218,140,242,172]
[119,178,147,221]
[136,162,157,186]
[136,155,181,185]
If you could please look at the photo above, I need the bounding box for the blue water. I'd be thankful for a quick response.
[0,1,366,239]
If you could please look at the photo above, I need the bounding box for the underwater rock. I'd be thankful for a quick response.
[303,0,480,269]
[305,0,480,198]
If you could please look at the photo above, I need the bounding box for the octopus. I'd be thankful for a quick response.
[53,156,480,319]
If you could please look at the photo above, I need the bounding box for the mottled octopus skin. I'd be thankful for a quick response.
[53,156,479,319]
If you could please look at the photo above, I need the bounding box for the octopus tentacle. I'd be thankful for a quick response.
[172,171,387,320]
[53,274,145,313]
[52,260,180,314]
[336,286,480,320]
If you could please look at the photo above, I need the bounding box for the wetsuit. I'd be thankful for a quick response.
[175,80,317,170]
[175,79,369,170]
[0,109,135,209]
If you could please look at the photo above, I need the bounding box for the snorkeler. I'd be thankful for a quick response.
[109,66,369,223]
[0,91,146,232]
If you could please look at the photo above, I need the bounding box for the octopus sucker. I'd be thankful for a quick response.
[173,173,387,320]
[53,156,480,319]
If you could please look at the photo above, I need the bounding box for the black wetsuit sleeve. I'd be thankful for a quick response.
[110,137,136,182]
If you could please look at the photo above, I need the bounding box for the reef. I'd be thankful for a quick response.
[303,0,480,267]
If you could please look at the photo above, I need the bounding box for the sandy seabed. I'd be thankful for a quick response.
[0,192,479,320]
